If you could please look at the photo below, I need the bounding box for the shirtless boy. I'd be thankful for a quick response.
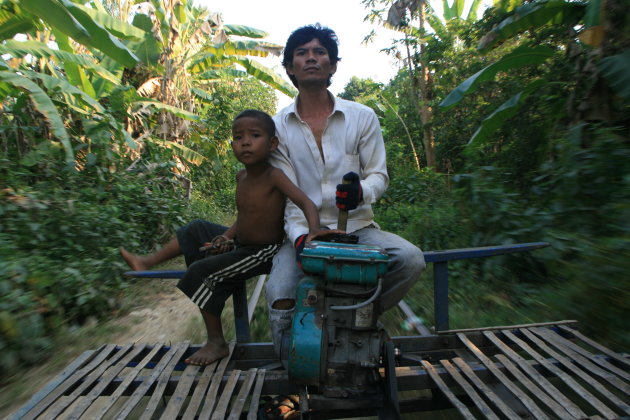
[122,109,339,365]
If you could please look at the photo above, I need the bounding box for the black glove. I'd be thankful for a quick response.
[294,234,308,269]
[336,172,363,211]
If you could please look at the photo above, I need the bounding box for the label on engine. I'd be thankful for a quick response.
[355,303,373,328]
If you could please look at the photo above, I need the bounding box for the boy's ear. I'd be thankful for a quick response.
[270,135,279,151]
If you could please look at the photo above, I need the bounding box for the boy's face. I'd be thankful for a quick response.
[231,117,278,166]
[287,38,336,87]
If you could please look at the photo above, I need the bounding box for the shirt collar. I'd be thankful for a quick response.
[284,91,344,123]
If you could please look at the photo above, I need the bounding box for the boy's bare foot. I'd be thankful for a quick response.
[185,340,229,366]
[120,247,149,271]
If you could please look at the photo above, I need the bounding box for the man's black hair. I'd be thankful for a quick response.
[233,109,276,137]
[282,23,341,88]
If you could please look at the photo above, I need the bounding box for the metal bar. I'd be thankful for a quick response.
[456,333,550,420]
[228,368,258,419]
[248,275,266,323]
[440,359,500,420]
[233,283,251,343]
[398,299,431,336]
[423,242,549,263]
[210,369,241,420]
[438,319,578,335]
[433,261,449,332]
[483,331,583,418]
[420,360,477,420]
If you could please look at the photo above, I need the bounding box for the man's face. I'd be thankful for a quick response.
[287,38,337,87]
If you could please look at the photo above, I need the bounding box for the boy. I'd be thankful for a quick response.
[126,109,339,366]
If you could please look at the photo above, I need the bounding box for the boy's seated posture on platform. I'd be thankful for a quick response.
[122,109,339,365]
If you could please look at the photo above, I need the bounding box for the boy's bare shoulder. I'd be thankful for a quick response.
[235,169,246,181]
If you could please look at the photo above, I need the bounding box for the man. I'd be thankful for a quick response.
[266,24,426,356]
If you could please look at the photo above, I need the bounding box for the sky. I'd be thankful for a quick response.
[193,0,405,108]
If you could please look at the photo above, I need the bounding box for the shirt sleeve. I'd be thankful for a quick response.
[358,109,389,204]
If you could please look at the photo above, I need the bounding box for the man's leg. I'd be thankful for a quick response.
[265,240,304,357]
[354,227,426,311]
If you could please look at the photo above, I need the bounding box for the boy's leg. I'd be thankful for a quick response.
[120,237,180,271]
[185,309,229,366]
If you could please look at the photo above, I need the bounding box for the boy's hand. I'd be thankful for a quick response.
[336,172,362,211]
[209,235,234,254]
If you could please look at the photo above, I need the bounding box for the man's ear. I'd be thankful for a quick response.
[270,136,279,151]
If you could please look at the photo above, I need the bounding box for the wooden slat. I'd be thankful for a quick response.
[451,357,521,420]
[197,342,236,420]
[440,359,500,420]
[484,331,583,418]
[22,343,117,420]
[533,327,630,384]
[139,342,191,420]
[457,333,550,420]
[504,329,618,419]
[559,325,630,369]
[228,368,258,419]
[211,369,242,420]
[438,320,577,335]
[521,329,625,418]
[112,343,181,419]
[181,361,218,420]
[91,343,164,419]
[421,360,477,420]
[247,369,266,420]
[160,363,201,419]
[46,344,135,418]
[6,350,97,420]
[248,275,266,323]
[67,343,148,420]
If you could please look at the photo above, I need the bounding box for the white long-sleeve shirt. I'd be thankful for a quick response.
[270,93,389,243]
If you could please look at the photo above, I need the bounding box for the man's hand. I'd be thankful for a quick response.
[336,172,362,211]
[306,229,345,242]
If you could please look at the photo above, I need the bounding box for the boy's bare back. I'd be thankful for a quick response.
[234,166,288,245]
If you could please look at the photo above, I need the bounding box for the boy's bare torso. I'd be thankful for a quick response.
[235,166,286,245]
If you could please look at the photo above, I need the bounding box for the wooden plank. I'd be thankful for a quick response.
[533,327,630,384]
[451,357,521,420]
[457,333,550,420]
[504,329,618,419]
[211,369,241,420]
[228,368,258,419]
[197,342,236,420]
[91,343,164,419]
[438,320,577,335]
[6,349,96,420]
[440,359,500,420]
[484,331,582,418]
[160,363,201,419]
[46,343,135,418]
[21,343,117,420]
[420,360,477,420]
[521,329,626,418]
[559,325,630,369]
[181,361,218,420]
[138,341,191,420]
[66,343,148,420]
[112,343,181,419]
[247,369,266,420]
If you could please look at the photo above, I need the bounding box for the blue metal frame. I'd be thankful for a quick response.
[125,241,549,338]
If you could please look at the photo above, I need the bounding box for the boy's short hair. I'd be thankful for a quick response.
[282,23,340,88]
[233,109,276,137]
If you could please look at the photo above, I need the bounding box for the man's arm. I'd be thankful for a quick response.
[357,109,389,204]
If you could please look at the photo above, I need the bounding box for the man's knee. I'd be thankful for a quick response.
[272,299,295,310]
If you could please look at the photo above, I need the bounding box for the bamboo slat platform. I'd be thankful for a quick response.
[9,323,630,419]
